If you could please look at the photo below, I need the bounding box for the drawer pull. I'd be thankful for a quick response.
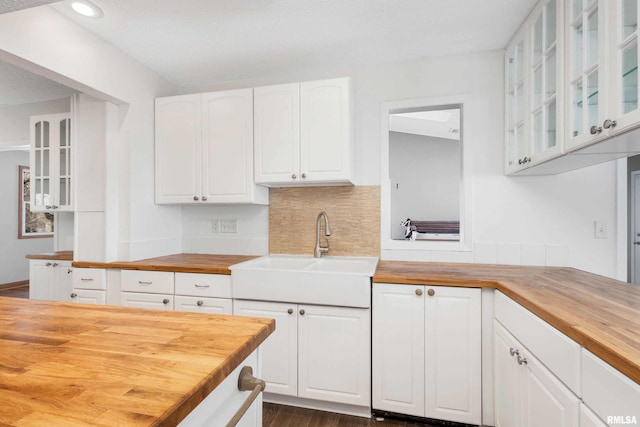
[138,281,152,285]
[197,300,204,306]
[227,366,266,427]
[80,278,94,281]
[194,284,210,288]
[162,299,170,305]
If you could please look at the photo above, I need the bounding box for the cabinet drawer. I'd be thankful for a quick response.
[120,270,174,294]
[174,273,231,298]
[120,292,174,310]
[174,295,232,314]
[72,268,106,290]
[581,350,640,424]
[494,291,581,396]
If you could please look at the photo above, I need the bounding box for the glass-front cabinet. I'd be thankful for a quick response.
[505,0,564,174]
[29,113,72,212]
[612,0,640,131]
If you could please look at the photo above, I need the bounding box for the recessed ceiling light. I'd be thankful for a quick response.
[71,1,103,18]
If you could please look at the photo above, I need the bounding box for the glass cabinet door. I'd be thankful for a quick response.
[613,0,640,129]
[31,119,52,211]
[506,38,528,173]
[530,0,562,161]
[568,0,606,149]
[57,117,72,209]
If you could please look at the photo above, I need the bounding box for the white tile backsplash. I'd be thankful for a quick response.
[545,245,570,267]
[521,244,546,266]
[474,243,498,264]
[497,243,522,265]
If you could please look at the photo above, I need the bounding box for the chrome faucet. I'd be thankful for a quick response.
[314,211,332,258]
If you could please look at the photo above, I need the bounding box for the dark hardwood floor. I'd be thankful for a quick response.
[0,286,443,426]
[0,284,28,299]
[263,403,441,427]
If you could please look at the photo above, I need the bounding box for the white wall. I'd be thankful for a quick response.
[389,132,460,239]
[0,151,53,284]
[0,98,70,149]
[0,6,181,261]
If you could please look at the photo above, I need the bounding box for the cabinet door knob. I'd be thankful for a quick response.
[202,196,208,201]
[299,309,305,315]
[52,205,58,210]
[70,293,77,298]
[193,196,199,201]
[510,347,519,357]
[45,205,52,210]
[590,125,603,135]
[603,119,617,129]
[518,158,523,165]
[287,308,293,314]
[45,262,52,267]
[291,173,297,180]
[301,173,307,179]
[52,263,59,267]
[197,300,204,306]
[517,355,528,365]
[427,289,435,296]
[162,299,170,305]
[415,289,423,296]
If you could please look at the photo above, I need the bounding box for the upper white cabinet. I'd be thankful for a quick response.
[155,89,268,205]
[29,113,73,212]
[372,284,482,425]
[506,0,564,174]
[254,77,353,186]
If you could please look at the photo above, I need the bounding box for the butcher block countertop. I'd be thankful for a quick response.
[72,254,258,275]
[374,261,640,385]
[25,250,73,261]
[0,297,274,426]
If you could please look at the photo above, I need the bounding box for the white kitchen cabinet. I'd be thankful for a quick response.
[372,284,482,425]
[505,0,564,174]
[233,299,369,407]
[174,296,232,314]
[494,320,580,427]
[28,259,72,301]
[120,270,174,310]
[580,404,608,427]
[70,267,106,304]
[254,77,353,186]
[174,272,232,314]
[155,89,268,205]
[29,113,72,212]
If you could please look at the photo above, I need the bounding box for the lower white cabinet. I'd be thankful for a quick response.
[121,292,174,310]
[174,272,232,314]
[494,320,580,427]
[70,267,106,304]
[28,259,73,301]
[174,295,232,314]
[233,299,370,408]
[120,270,174,310]
[372,284,481,425]
[580,404,608,427]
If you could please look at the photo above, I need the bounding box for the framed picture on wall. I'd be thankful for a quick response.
[18,165,53,239]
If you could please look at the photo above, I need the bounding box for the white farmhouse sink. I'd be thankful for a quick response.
[229,255,378,308]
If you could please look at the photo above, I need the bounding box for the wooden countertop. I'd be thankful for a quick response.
[374,261,640,384]
[25,250,73,261]
[72,254,258,275]
[0,297,274,426]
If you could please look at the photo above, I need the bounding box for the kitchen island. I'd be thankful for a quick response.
[0,297,274,426]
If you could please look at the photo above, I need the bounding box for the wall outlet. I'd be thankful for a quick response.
[211,219,220,233]
[594,220,608,239]
[220,219,238,233]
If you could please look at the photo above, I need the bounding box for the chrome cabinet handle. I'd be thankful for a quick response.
[603,119,617,129]
[52,263,59,267]
[45,205,52,209]
[197,300,204,306]
[193,196,199,201]
[162,299,170,304]
[81,278,94,281]
[67,269,73,274]
[202,196,208,201]
[590,125,603,135]
[301,173,307,179]
[51,205,58,210]
[510,347,519,357]
[517,355,528,365]
[138,281,152,285]
[194,284,210,288]
[299,309,305,315]
[70,293,77,298]
[427,289,435,296]
[287,308,293,314]
[291,173,297,179]
[45,262,52,267]
[415,289,423,296]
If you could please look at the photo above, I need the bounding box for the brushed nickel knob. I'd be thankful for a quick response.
[301,173,307,179]
[45,262,52,267]
[518,158,523,165]
[510,347,519,357]
[162,299,170,304]
[603,119,617,129]
[45,205,52,209]
[202,196,208,201]
[299,309,305,315]
[590,125,603,135]
[52,263,59,267]
[415,289,423,296]
[70,293,77,298]
[427,289,435,296]
[52,205,58,210]
[517,355,528,365]
[197,300,204,306]
[292,173,297,179]
[287,308,293,314]
[193,196,199,201]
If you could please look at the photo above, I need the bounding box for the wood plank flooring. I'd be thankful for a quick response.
[263,404,440,427]
[0,286,442,426]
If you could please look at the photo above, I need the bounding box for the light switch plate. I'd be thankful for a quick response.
[594,221,608,239]
[220,219,237,233]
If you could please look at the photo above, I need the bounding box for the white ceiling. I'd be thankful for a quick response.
[49,0,537,89]
[1,0,538,105]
